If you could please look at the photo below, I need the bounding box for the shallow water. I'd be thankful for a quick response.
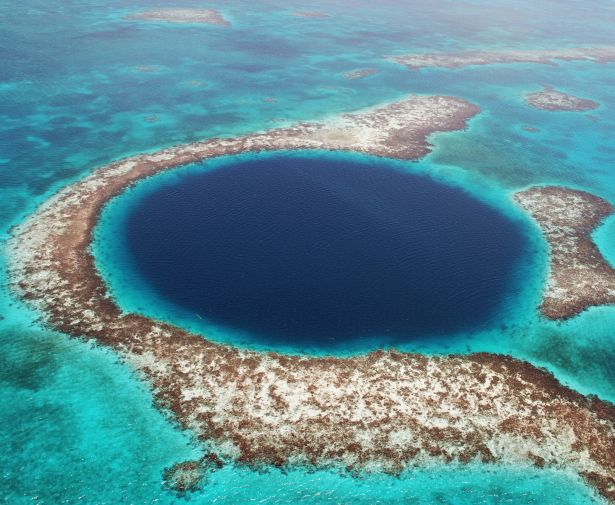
[1,0,614,502]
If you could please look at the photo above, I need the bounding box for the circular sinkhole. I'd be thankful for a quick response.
[102,152,531,349]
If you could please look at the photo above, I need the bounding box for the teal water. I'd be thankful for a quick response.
[1,0,614,502]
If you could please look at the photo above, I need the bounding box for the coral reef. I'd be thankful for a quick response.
[388,47,615,70]
[126,9,230,27]
[515,186,615,319]
[8,96,615,502]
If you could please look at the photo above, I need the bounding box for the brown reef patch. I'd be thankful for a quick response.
[343,68,379,80]
[515,186,615,319]
[163,453,223,494]
[525,87,598,111]
[7,96,615,502]
[126,9,230,27]
[388,47,615,70]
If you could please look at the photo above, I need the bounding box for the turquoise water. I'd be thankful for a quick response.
[1,0,614,502]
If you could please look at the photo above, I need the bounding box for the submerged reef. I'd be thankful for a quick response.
[126,9,230,27]
[291,11,328,18]
[7,96,615,502]
[525,87,599,111]
[515,186,615,319]
[343,68,379,79]
[132,65,162,74]
[388,47,615,70]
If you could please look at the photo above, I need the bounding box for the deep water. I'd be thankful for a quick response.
[113,152,530,348]
[2,0,615,503]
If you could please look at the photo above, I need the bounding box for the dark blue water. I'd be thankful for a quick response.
[122,154,529,346]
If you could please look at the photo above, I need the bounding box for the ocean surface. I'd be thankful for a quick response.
[1,0,614,503]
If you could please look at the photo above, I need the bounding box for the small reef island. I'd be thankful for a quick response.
[524,87,599,112]
[515,187,615,319]
[126,9,231,27]
[388,47,615,70]
[8,96,615,501]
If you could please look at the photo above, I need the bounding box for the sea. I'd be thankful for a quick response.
[1,0,614,503]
